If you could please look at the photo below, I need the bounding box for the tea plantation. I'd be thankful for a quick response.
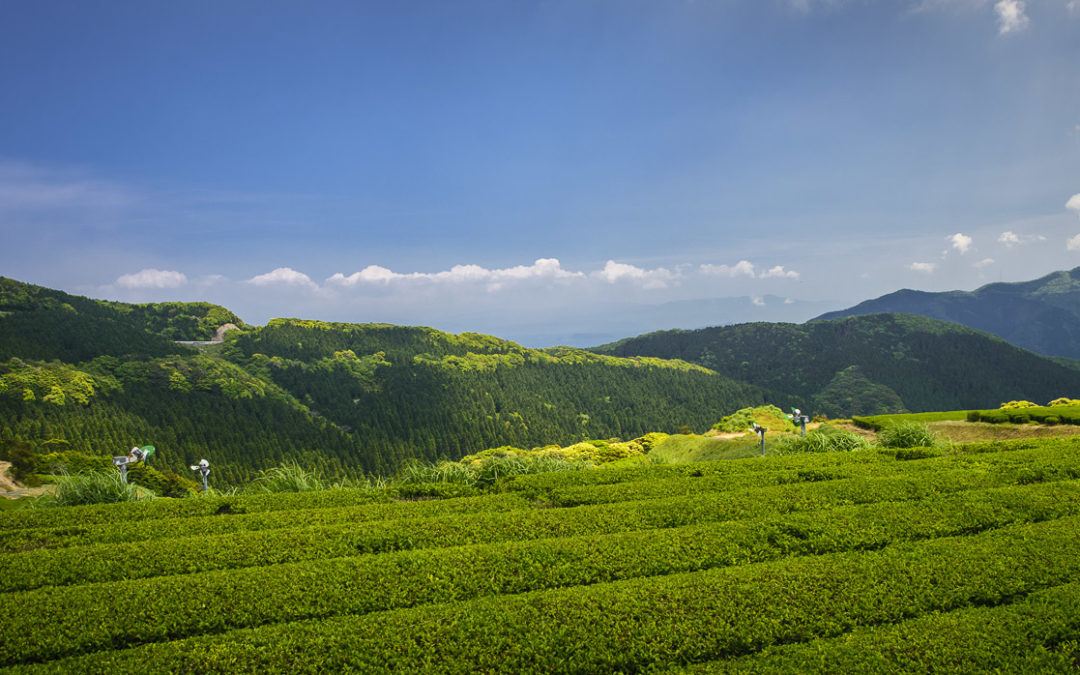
[4,439,1080,672]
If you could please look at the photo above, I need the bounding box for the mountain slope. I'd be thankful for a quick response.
[0,277,246,361]
[594,314,1080,416]
[0,279,766,481]
[816,268,1080,359]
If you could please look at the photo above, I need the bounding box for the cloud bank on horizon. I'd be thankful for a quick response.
[0,0,1078,342]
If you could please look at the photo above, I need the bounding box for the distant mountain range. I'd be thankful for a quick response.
[595,313,1080,417]
[3,274,1080,480]
[817,268,1080,360]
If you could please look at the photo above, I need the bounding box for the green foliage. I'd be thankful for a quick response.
[0,358,96,406]
[968,404,1080,426]
[711,405,794,433]
[10,516,1080,671]
[2,440,37,483]
[1000,400,1038,410]
[775,425,870,454]
[595,314,1080,416]
[0,277,243,362]
[4,482,1080,666]
[854,410,971,430]
[813,365,907,417]
[1049,397,1080,406]
[248,463,326,493]
[45,471,148,507]
[877,421,938,449]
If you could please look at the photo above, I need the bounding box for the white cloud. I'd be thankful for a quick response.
[998,230,1046,246]
[115,268,188,289]
[995,0,1029,33]
[595,261,678,290]
[948,232,973,254]
[751,296,766,307]
[784,297,795,305]
[699,260,800,280]
[699,260,756,278]
[1068,235,1080,252]
[1067,193,1080,214]
[974,257,995,269]
[1068,0,1080,15]
[248,267,318,289]
[759,265,801,280]
[326,258,585,291]
[910,262,937,274]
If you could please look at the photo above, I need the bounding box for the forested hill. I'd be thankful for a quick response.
[816,267,1080,359]
[593,314,1080,417]
[0,277,246,361]
[0,279,767,482]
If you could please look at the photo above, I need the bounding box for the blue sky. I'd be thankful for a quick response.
[2,0,1079,344]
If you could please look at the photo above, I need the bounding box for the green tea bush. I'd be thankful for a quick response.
[6,483,1079,666]
[877,422,937,449]
[26,518,1080,673]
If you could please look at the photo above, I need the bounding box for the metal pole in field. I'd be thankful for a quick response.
[112,456,129,482]
[190,459,210,492]
[752,424,767,455]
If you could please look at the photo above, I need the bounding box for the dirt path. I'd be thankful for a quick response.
[0,461,50,499]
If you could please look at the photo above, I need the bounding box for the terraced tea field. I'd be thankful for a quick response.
[4,439,1080,672]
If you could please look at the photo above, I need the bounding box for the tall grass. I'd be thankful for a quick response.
[248,463,326,493]
[47,471,147,506]
[878,422,938,449]
[775,426,870,454]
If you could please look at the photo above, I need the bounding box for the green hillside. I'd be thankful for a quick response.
[0,279,766,481]
[594,314,1080,416]
[3,437,1080,670]
[817,267,1080,359]
[0,276,245,361]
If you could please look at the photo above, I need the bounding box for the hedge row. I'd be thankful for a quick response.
[700,581,1080,673]
[966,404,1080,426]
[2,466,1047,593]
[5,481,1079,666]
[540,441,1080,505]
[0,492,534,554]
[22,516,1080,673]
[5,436,1072,541]
[0,443,1021,554]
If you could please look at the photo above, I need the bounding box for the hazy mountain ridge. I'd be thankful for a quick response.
[593,313,1080,416]
[817,268,1080,359]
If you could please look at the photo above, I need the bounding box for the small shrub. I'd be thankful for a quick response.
[999,400,1037,410]
[877,422,937,449]
[248,463,325,493]
[775,426,869,454]
[1044,416,1060,426]
[1008,414,1031,424]
[48,470,146,506]
[712,405,795,434]
[965,411,981,423]
[980,412,1009,424]
[1048,398,1080,407]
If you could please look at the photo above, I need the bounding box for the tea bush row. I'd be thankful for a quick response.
[4,466,1051,593]
[24,517,1080,674]
[4,481,1078,666]
[701,581,1080,673]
